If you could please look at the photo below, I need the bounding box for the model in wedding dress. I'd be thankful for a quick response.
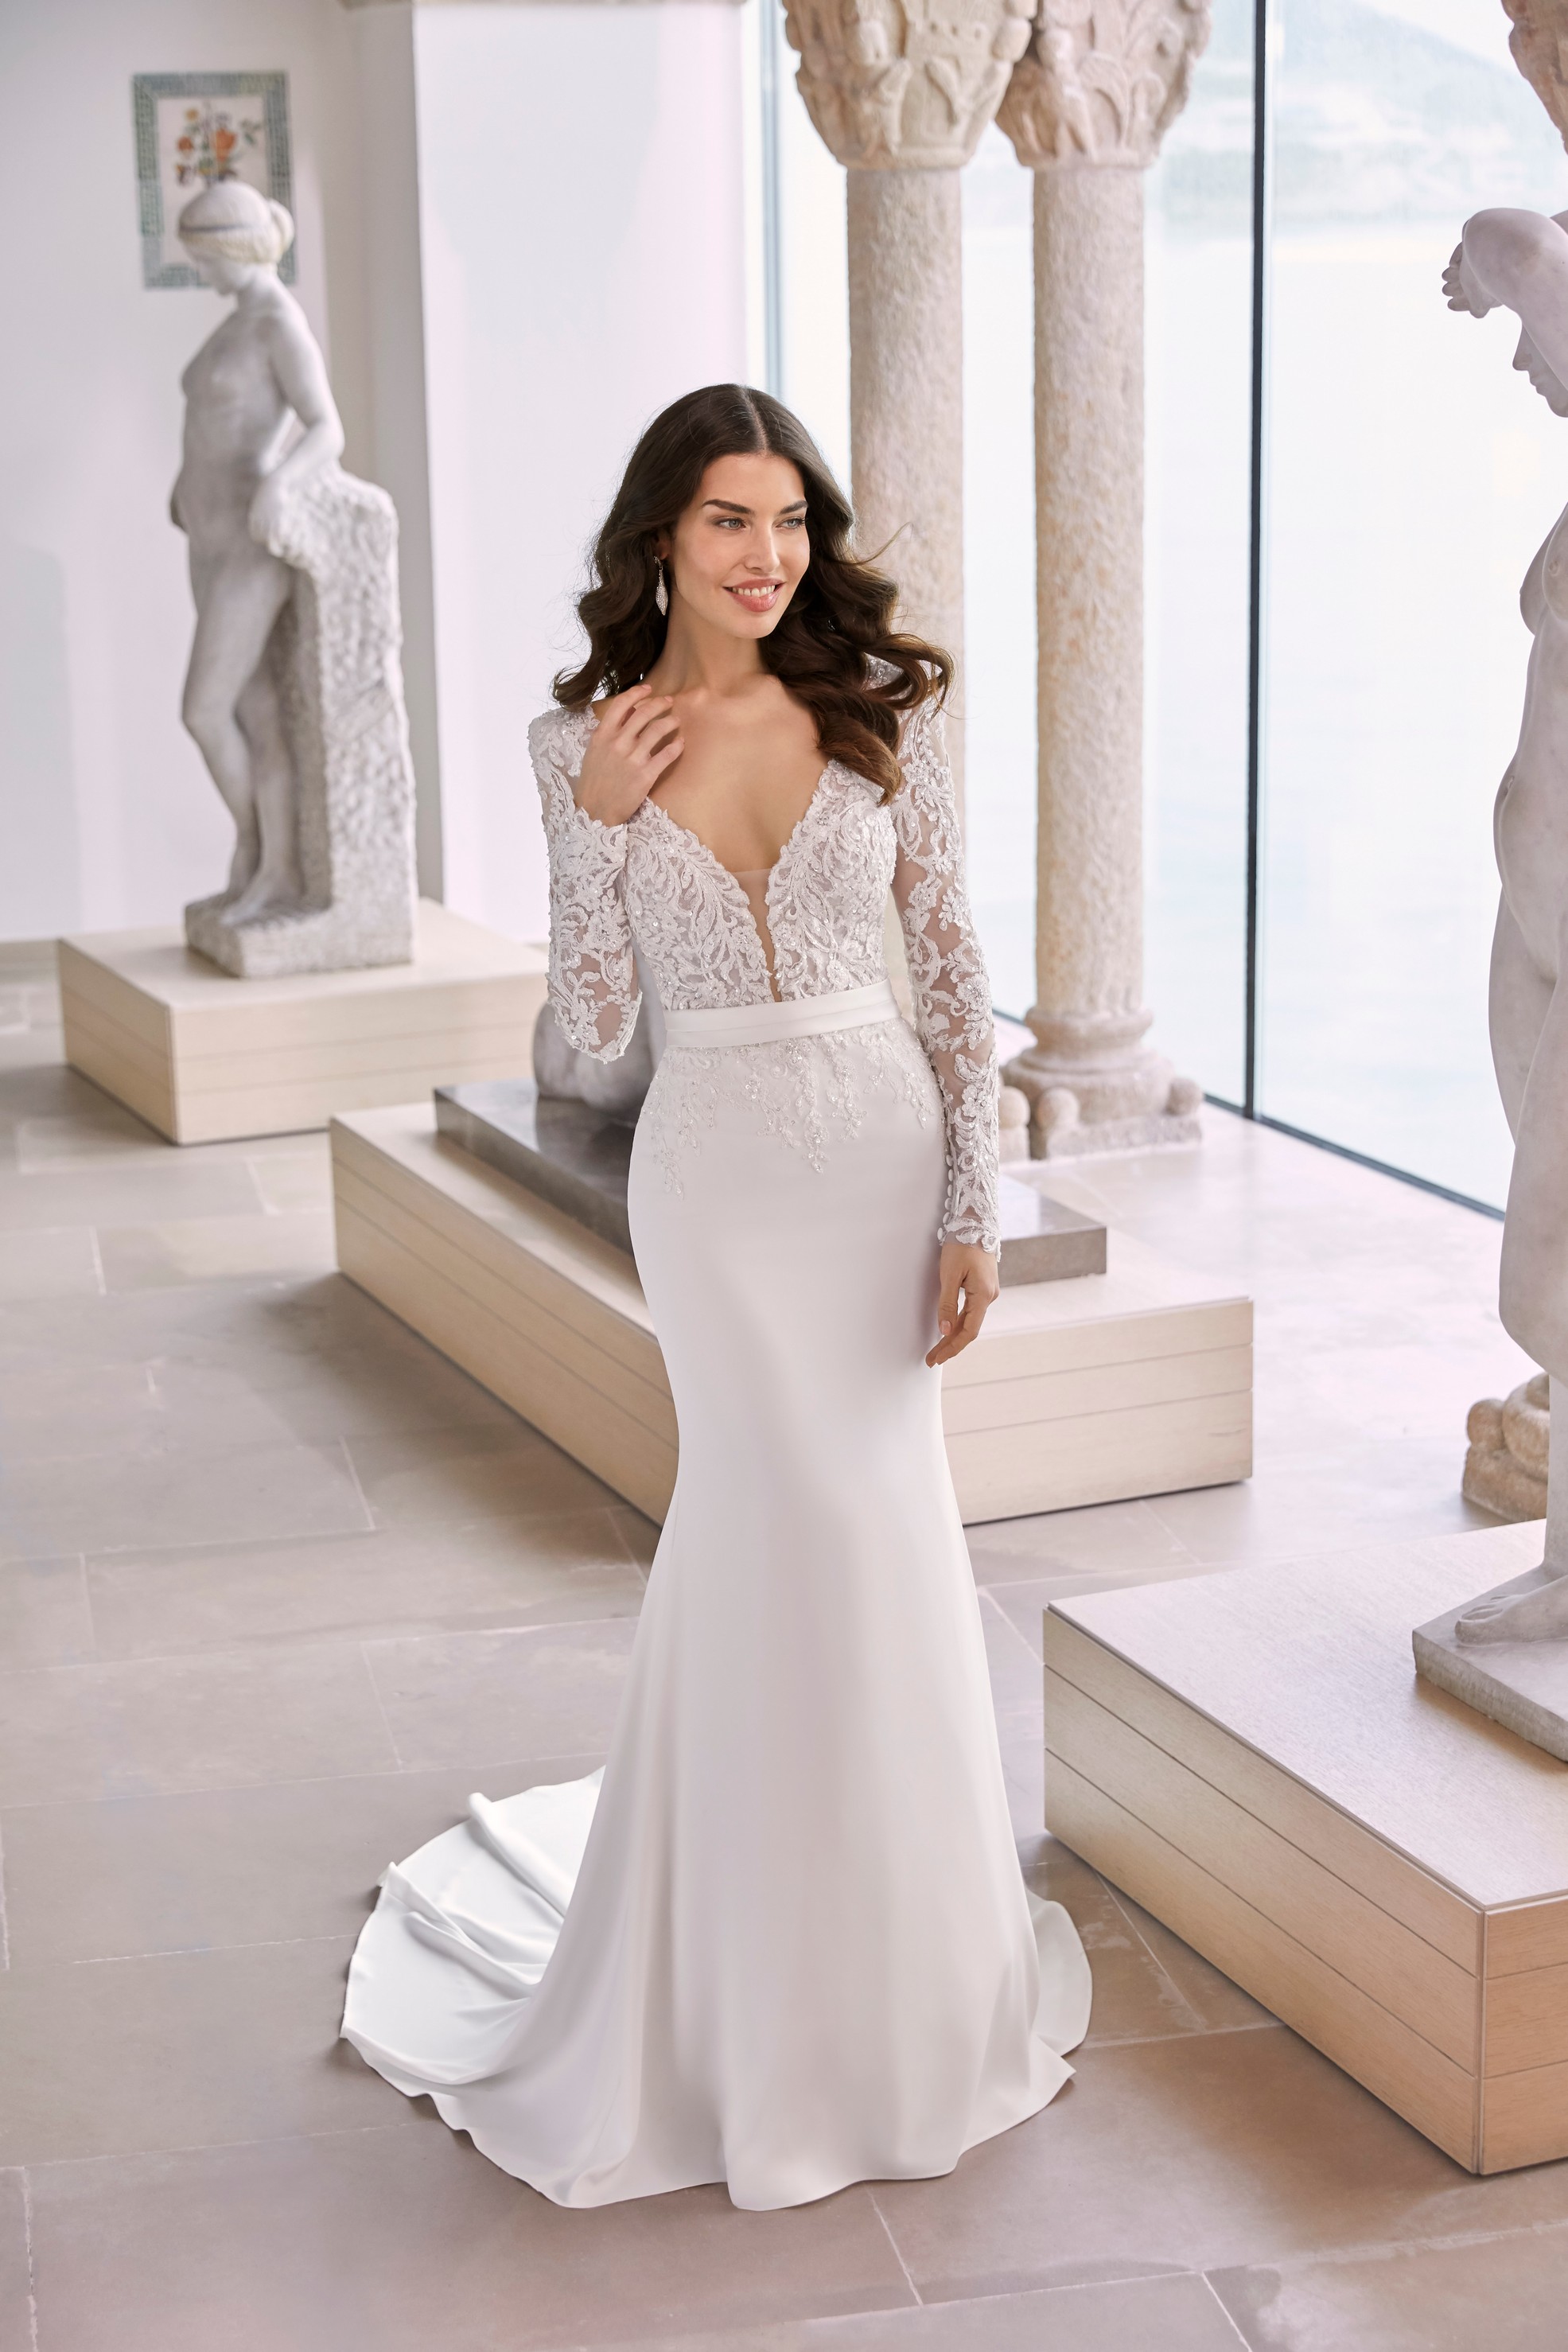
[342,385,1091,2210]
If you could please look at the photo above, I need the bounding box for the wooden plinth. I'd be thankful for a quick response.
[59,904,547,1144]
[331,1103,1252,1528]
[1044,1525,1568,2174]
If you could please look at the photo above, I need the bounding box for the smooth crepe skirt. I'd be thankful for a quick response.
[342,1018,1091,2208]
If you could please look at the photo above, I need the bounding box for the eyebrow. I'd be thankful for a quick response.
[702,498,808,516]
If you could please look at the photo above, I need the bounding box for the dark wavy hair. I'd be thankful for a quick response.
[553,384,950,804]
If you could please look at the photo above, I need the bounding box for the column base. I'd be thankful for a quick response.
[1003,1046,1203,1161]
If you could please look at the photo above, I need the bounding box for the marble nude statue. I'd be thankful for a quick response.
[173,180,417,977]
[1442,206,1568,1645]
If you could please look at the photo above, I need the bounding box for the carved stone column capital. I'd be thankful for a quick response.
[998,0,1212,171]
[781,0,1034,170]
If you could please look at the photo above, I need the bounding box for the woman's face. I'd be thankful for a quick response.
[662,452,810,640]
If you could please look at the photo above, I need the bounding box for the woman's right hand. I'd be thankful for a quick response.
[575,683,683,827]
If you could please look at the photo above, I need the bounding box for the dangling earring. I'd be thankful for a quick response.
[655,559,669,617]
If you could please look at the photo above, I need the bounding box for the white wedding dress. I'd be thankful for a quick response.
[341,695,1091,2209]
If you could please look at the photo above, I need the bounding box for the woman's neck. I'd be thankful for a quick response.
[648,606,768,700]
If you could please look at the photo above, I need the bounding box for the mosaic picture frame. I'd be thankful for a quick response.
[132,71,294,290]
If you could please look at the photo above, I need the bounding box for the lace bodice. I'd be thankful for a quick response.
[528,697,1000,1252]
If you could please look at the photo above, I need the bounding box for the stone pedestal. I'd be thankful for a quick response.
[998,4,1210,1159]
[1046,1523,1568,2175]
[434,1077,1107,1285]
[333,1101,1251,1527]
[60,902,545,1145]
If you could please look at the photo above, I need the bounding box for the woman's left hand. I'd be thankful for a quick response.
[926,1242,999,1369]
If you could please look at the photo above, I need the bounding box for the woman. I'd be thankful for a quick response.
[172,178,343,923]
[342,386,1091,2210]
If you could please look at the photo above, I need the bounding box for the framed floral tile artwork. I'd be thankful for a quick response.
[132,71,294,290]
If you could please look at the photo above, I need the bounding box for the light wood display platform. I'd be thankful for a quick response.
[331,1102,1252,1528]
[1045,1523,1568,2175]
[59,903,547,1145]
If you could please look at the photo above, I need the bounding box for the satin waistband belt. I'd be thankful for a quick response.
[662,979,899,1051]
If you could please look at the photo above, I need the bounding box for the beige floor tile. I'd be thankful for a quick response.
[873,2025,1568,2298]
[0,1360,158,1458]
[366,1615,640,1771]
[1104,1888,1278,2035]
[0,2167,32,2348]
[0,1158,261,1232]
[97,1209,337,1290]
[26,2121,916,2351]
[1143,1454,1495,1568]
[1209,2223,1568,2351]
[0,1435,370,1560]
[346,1423,621,1528]
[15,1101,169,1170]
[84,1512,646,1660]
[144,1340,523,1446]
[582,2271,1249,2350]
[613,1502,660,1571]
[0,1642,396,1805]
[0,1935,393,2164]
[978,1594,1043,1719]
[247,1147,333,1216]
[0,1557,94,1666]
[0,1754,601,1967]
[967,1499,1196,1587]
[0,1225,100,1301]
[1022,1843,1212,2047]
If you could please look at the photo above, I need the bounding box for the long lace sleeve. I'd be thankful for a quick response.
[890,699,1001,1253]
[528,710,640,1061]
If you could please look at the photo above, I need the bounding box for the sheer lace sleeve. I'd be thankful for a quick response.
[890,699,1001,1253]
[528,709,640,1061]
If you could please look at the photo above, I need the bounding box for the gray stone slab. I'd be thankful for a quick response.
[1413,1563,1568,1763]
[434,1080,1107,1285]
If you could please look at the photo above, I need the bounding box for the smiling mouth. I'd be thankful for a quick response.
[726,582,783,610]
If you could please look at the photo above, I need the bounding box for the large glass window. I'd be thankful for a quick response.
[1143,0,1257,1108]
[1256,1,1568,1205]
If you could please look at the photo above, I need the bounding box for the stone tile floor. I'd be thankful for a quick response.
[0,940,1561,2350]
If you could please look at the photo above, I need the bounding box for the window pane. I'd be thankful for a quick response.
[1259,0,1568,1205]
[1144,0,1258,1109]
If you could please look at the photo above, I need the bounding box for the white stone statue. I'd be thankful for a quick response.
[172,180,417,977]
[1442,206,1568,1646]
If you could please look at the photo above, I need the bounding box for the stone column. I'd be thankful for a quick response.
[782,1,1035,808]
[998,1,1211,1158]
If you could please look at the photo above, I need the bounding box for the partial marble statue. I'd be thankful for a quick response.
[1412,208,1568,1751]
[784,0,1034,169]
[1503,0,1568,150]
[1463,1373,1550,1525]
[172,179,416,978]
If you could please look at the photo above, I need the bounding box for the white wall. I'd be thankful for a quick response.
[0,0,756,948]
[411,3,752,942]
[0,0,368,939]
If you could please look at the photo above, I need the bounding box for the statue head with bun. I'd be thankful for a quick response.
[177,178,295,294]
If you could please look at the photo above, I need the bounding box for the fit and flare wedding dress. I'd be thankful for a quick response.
[341,695,1091,2210]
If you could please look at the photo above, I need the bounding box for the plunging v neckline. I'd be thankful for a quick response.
[638,765,837,1004]
[640,761,835,888]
